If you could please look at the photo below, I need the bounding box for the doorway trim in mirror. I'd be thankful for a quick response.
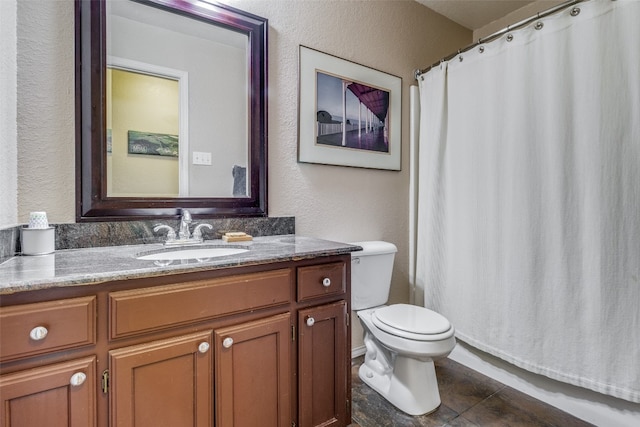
[75,0,268,221]
[107,57,190,197]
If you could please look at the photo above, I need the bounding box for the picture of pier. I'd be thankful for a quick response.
[316,71,390,153]
[298,46,401,170]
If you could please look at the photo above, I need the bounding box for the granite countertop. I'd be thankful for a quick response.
[0,235,361,295]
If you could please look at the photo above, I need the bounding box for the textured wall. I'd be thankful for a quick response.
[16,0,75,223]
[1,0,18,226]
[14,0,469,349]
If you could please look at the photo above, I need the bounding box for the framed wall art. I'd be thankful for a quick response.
[127,130,179,157]
[298,46,401,170]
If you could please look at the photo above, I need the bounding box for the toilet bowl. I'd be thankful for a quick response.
[351,241,456,415]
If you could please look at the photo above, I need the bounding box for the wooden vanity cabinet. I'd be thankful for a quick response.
[107,269,293,427]
[0,296,98,427]
[0,356,97,427]
[215,313,291,427]
[298,301,348,427]
[109,330,214,427]
[0,255,352,427]
[296,261,350,427]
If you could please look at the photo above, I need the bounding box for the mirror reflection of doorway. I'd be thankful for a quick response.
[106,60,189,197]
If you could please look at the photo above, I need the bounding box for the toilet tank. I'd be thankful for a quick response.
[350,241,397,310]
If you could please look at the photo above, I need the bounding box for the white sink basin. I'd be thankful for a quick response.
[137,247,249,261]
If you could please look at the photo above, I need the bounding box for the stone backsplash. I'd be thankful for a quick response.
[0,216,295,263]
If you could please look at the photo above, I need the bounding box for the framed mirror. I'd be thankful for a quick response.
[75,0,268,221]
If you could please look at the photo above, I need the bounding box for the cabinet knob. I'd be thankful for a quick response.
[69,372,87,386]
[306,316,315,327]
[198,342,210,354]
[29,326,48,341]
[222,337,234,348]
[322,277,331,287]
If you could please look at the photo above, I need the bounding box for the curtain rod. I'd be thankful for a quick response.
[414,0,589,80]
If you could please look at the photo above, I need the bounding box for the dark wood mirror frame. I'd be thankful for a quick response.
[75,0,268,221]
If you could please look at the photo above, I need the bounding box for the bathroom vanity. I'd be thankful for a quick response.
[0,236,358,427]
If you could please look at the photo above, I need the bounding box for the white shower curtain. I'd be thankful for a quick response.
[416,0,640,402]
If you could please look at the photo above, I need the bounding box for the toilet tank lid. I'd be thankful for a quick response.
[350,241,397,256]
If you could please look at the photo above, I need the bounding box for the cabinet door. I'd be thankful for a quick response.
[215,313,291,427]
[0,356,96,427]
[109,330,213,427]
[298,301,348,427]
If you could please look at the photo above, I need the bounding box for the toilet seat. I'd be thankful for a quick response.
[371,304,453,341]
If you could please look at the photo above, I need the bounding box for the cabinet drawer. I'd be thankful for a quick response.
[297,262,346,302]
[0,296,97,362]
[110,269,292,339]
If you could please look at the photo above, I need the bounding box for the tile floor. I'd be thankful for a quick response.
[351,356,594,427]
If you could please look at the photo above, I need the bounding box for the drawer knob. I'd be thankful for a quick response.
[322,277,331,287]
[29,326,48,341]
[306,316,315,327]
[198,342,210,354]
[222,337,234,348]
[70,372,87,386]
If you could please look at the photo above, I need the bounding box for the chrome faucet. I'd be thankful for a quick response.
[153,210,213,245]
[153,224,176,242]
[178,209,193,240]
[193,223,213,241]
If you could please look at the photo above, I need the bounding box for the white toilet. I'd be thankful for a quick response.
[351,241,456,415]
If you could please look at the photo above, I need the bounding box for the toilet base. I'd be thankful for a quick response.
[358,349,442,416]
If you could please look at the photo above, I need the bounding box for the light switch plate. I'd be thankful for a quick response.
[193,151,212,165]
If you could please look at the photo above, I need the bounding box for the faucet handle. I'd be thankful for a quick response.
[153,224,176,242]
[192,223,213,241]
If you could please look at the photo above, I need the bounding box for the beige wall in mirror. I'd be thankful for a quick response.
[107,0,249,198]
[107,68,180,197]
